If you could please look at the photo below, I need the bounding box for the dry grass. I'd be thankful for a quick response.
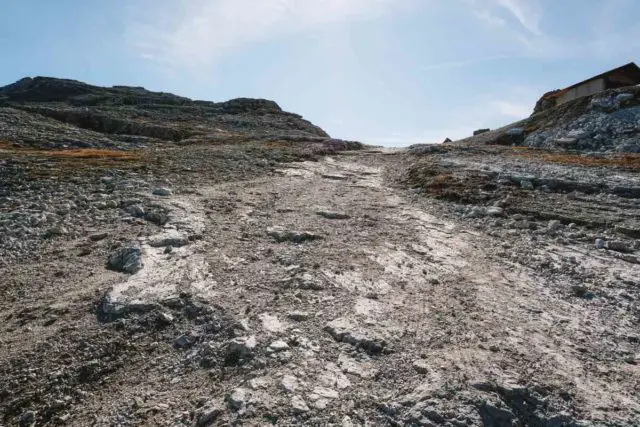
[263,140,296,149]
[0,141,139,161]
[433,173,454,187]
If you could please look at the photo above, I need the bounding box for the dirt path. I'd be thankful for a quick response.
[101,151,639,425]
[2,151,639,426]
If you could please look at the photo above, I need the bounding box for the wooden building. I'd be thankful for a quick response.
[557,62,640,105]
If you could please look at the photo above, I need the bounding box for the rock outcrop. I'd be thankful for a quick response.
[0,76,334,149]
[531,89,562,115]
[458,85,640,153]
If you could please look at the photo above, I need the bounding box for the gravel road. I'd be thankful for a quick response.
[1,148,639,426]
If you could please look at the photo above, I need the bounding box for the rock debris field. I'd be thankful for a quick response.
[1,77,639,426]
[1,142,639,426]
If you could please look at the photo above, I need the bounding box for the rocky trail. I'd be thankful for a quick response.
[2,147,639,426]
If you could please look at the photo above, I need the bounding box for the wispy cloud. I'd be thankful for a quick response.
[127,0,407,69]
[464,0,542,35]
[473,9,506,27]
[495,0,542,35]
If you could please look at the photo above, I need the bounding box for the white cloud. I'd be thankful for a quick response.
[463,0,542,35]
[127,0,407,69]
[495,0,542,35]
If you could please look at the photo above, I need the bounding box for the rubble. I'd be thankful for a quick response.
[1,76,639,426]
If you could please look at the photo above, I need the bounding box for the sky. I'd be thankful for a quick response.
[1,0,639,146]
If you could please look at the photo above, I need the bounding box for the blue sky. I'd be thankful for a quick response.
[2,0,639,146]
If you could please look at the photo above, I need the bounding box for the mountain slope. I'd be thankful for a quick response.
[0,77,332,149]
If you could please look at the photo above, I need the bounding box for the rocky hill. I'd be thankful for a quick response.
[454,84,640,153]
[0,76,339,149]
[1,77,639,426]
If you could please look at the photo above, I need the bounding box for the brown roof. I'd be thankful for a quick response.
[563,62,640,91]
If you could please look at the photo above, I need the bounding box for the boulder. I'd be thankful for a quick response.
[107,246,142,274]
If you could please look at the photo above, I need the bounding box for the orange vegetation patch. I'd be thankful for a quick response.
[263,140,296,149]
[38,148,137,159]
[433,173,454,187]
[511,147,640,169]
[0,142,139,161]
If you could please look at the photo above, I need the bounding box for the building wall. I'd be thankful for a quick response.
[559,78,605,105]
[607,71,640,88]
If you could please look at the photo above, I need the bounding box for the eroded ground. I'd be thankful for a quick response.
[1,144,639,426]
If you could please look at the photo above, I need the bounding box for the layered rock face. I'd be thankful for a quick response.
[525,87,640,152]
[0,76,331,148]
[457,85,640,153]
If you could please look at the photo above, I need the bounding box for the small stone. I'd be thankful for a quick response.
[281,375,298,393]
[291,396,309,414]
[298,274,325,290]
[312,387,339,399]
[248,377,269,390]
[595,238,605,250]
[226,388,248,411]
[572,285,595,300]
[615,93,634,105]
[19,411,36,427]
[259,313,285,333]
[157,312,174,325]
[548,220,562,231]
[107,246,143,274]
[412,359,429,374]
[124,204,145,217]
[325,318,387,355]
[316,210,351,220]
[174,333,196,349]
[44,225,68,238]
[321,174,348,181]
[232,318,251,334]
[311,398,330,409]
[288,311,310,321]
[148,230,189,248]
[268,340,290,353]
[195,400,224,426]
[485,207,504,217]
[267,226,322,243]
[89,232,109,241]
[506,127,524,137]
[224,336,257,365]
[152,187,173,197]
[145,210,170,226]
[520,180,534,190]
